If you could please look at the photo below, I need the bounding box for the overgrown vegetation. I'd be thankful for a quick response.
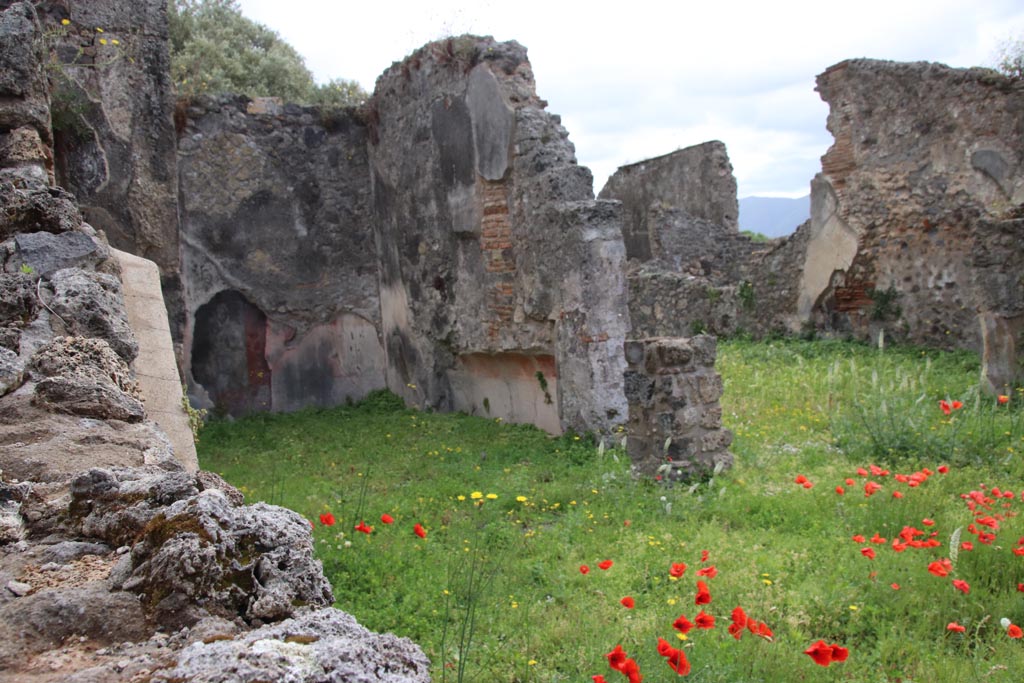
[994,33,1023,79]
[168,0,367,105]
[199,338,1024,682]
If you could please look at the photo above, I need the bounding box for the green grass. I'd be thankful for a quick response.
[198,338,1024,682]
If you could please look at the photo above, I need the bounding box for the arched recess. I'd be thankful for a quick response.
[191,290,271,416]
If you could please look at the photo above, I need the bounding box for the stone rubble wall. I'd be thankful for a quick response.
[369,36,628,435]
[606,142,810,339]
[624,336,733,480]
[176,95,384,415]
[599,141,739,261]
[805,59,1023,390]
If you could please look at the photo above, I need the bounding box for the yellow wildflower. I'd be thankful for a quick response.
[470,491,483,499]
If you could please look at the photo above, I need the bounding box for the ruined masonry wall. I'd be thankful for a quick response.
[805,60,1024,349]
[177,96,383,415]
[606,142,810,339]
[805,59,1024,391]
[369,37,628,435]
[600,141,739,262]
[624,336,733,480]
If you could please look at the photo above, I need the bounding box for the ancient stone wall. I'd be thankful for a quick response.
[369,36,628,434]
[804,59,1023,390]
[624,336,733,480]
[627,221,810,339]
[600,141,739,261]
[603,142,808,339]
[1,0,186,329]
[176,96,384,415]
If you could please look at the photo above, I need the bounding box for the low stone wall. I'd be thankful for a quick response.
[624,336,733,480]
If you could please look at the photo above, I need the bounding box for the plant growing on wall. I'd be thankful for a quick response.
[737,280,756,310]
[993,34,1023,79]
[867,284,902,322]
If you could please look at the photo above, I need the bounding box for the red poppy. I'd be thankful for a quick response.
[845,478,855,486]
[695,610,715,629]
[592,676,608,683]
[669,562,687,578]
[922,518,935,526]
[892,491,904,499]
[952,400,963,410]
[927,559,951,577]
[864,481,882,497]
[750,620,773,639]
[620,596,635,609]
[805,640,848,667]
[673,614,694,634]
[952,579,970,594]
[695,580,712,605]
[998,395,1010,405]
[938,465,949,474]
[891,583,900,590]
[580,565,590,575]
[621,659,642,683]
[795,474,808,485]
[960,541,973,551]
[728,621,744,640]
[856,467,869,477]
[607,645,627,671]
[1009,624,1023,639]
[663,646,690,676]
[700,550,709,563]
[851,534,865,543]
[319,512,336,526]
[1017,583,1024,592]
[804,640,834,667]
[380,513,394,524]
[697,565,717,578]
[731,606,747,625]
[947,622,966,632]
[598,559,613,570]
[940,400,952,415]
[413,523,427,539]
[861,547,876,560]
[870,533,887,544]
[355,520,373,534]
[835,486,845,495]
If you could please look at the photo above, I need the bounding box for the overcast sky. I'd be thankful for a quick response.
[235,0,1023,198]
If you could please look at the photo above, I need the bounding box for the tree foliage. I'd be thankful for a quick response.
[993,34,1023,79]
[168,0,367,105]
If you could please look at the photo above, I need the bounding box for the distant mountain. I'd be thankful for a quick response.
[738,195,810,238]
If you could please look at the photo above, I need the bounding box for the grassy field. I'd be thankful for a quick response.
[198,338,1024,682]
